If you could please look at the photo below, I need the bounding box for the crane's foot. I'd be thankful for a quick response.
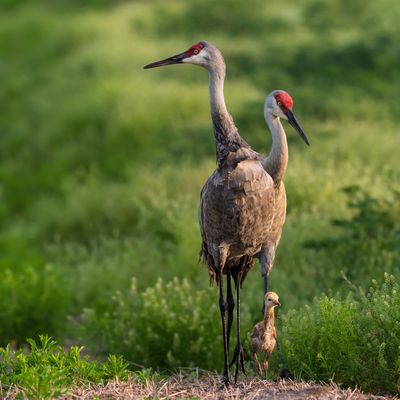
[219,373,231,388]
[229,344,245,383]
[279,368,294,380]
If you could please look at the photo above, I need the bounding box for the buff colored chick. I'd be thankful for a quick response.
[250,291,280,378]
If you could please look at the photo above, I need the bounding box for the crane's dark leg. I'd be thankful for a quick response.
[276,338,294,380]
[263,275,269,294]
[260,247,273,315]
[226,272,235,351]
[229,271,245,383]
[218,270,230,386]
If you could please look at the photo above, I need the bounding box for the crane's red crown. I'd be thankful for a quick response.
[186,42,204,57]
[275,92,293,111]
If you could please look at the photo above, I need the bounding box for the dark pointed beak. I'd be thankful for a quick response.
[285,110,310,146]
[144,51,187,69]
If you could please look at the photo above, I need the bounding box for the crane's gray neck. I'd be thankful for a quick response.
[209,68,227,119]
[262,113,288,185]
[208,66,244,162]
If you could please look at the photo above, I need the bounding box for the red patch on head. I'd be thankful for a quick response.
[275,92,293,111]
[186,42,204,57]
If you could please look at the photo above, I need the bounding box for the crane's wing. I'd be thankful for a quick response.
[199,159,275,261]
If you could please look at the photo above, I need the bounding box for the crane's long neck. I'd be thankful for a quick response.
[208,67,243,160]
[262,113,288,185]
[209,69,227,120]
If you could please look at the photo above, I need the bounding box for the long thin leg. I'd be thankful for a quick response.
[226,272,235,352]
[262,275,269,314]
[263,358,269,379]
[276,338,294,380]
[263,276,269,294]
[218,270,230,386]
[252,352,262,376]
[260,247,273,315]
[229,272,245,383]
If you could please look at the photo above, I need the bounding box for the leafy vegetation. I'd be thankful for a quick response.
[305,186,400,291]
[0,335,133,399]
[80,278,240,370]
[0,264,69,346]
[281,274,400,394]
[1,0,400,396]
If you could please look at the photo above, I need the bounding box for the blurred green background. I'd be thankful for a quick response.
[1,0,400,384]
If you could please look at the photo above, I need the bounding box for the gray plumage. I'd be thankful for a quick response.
[197,43,289,287]
[199,148,277,285]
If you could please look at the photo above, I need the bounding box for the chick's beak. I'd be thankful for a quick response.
[276,300,281,307]
[285,110,310,146]
[144,51,187,69]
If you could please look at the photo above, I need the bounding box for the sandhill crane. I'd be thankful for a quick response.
[144,41,309,385]
[251,291,280,378]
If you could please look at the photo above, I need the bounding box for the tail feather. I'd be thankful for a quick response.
[199,243,254,286]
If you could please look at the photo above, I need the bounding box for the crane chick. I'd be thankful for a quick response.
[250,291,280,378]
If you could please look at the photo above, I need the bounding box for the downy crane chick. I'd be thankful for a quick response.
[251,291,280,378]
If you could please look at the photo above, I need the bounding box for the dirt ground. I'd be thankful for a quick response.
[63,376,394,400]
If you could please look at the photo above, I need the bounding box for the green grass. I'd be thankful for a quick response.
[1,0,400,395]
[0,335,134,399]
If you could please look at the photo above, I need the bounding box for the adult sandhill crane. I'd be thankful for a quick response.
[144,41,309,385]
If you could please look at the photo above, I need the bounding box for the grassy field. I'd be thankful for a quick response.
[1,0,400,397]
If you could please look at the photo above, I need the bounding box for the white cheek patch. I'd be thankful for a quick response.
[183,50,207,65]
[183,54,201,63]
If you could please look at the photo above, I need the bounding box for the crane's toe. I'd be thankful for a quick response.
[219,374,231,388]
[229,344,246,383]
[279,368,294,380]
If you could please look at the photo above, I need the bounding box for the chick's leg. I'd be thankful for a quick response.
[263,358,269,380]
[252,352,262,376]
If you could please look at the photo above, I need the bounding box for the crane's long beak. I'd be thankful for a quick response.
[144,51,187,69]
[285,110,310,146]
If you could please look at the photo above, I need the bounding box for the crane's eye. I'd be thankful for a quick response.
[277,101,282,106]
[193,48,200,55]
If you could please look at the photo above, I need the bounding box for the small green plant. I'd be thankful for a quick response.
[281,274,400,395]
[0,335,132,399]
[80,277,251,371]
[0,264,69,346]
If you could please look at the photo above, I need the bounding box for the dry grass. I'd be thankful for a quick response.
[58,375,394,400]
[2,372,395,399]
